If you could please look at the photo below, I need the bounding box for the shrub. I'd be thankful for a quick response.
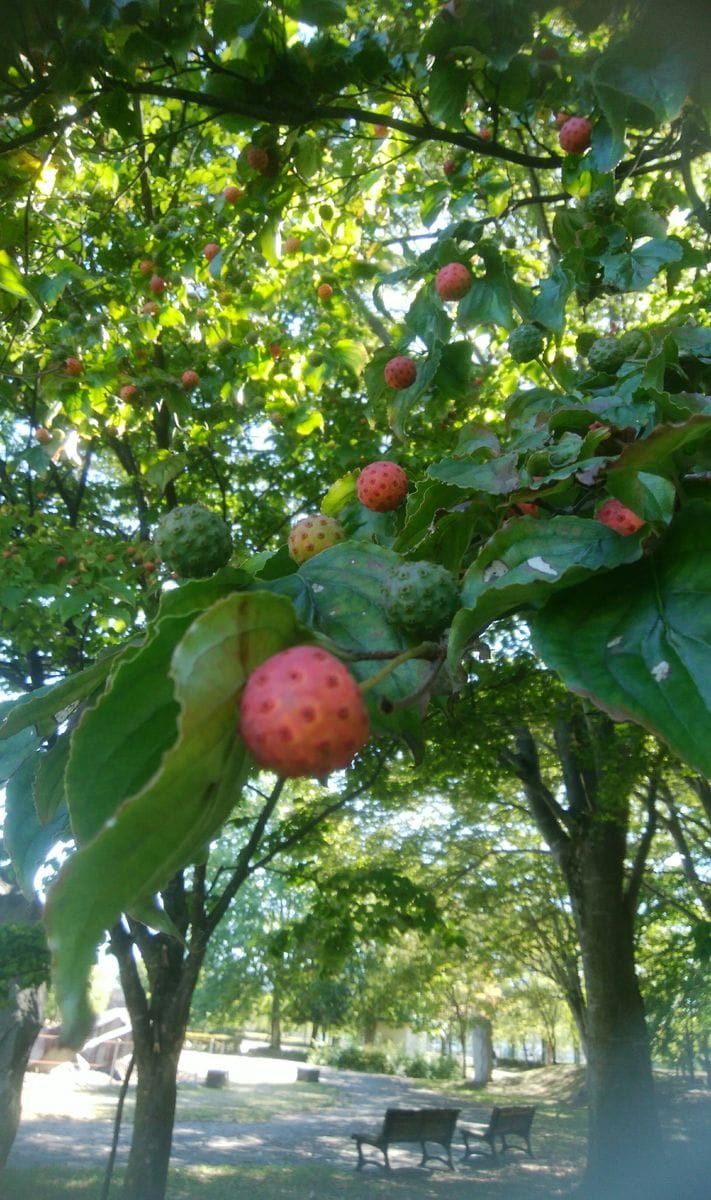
[399,1053,459,1080]
[312,1044,395,1073]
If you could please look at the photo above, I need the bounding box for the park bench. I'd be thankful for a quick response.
[351,1106,460,1170]
[460,1104,535,1160]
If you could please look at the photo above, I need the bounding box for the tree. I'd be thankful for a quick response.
[1,2,710,1198]
[0,847,49,1169]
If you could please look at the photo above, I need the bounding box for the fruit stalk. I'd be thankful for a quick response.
[358,642,442,694]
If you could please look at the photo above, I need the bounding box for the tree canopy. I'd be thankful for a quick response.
[0,10,710,1197]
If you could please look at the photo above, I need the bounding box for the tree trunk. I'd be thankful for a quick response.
[571,817,662,1198]
[470,1017,493,1085]
[122,1040,182,1200]
[506,719,664,1200]
[0,984,43,1168]
[269,983,281,1051]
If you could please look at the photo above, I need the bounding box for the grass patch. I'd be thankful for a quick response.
[3,1159,582,1200]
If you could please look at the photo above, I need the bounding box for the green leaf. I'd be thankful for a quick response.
[0,647,128,741]
[34,735,72,825]
[296,0,346,26]
[332,339,368,376]
[0,250,35,302]
[404,286,452,349]
[607,415,711,477]
[66,572,248,845]
[531,502,711,777]
[593,41,692,128]
[457,245,527,331]
[395,479,468,555]
[601,238,683,291]
[0,702,41,784]
[294,135,322,180]
[590,117,627,173]
[212,0,261,41]
[428,452,520,494]
[448,515,645,670]
[321,471,358,517]
[299,543,433,755]
[5,756,71,900]
[45,590,304,1045]
[529,266,574,334]
[428,61,469,126]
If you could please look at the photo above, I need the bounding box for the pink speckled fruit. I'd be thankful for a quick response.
[559,116,592,154]
[384,355,417,390]
[356,461,408,512]
[435,262,473,301]
[288,514,345,564]
[203,243,220,261]
[239,645,370,777]
[596,498,645,536]
[246,144,270,174]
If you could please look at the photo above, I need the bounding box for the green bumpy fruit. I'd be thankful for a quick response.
[384,561,460,638]
[587,337,627,374]
[580,188,617,221]
[509,324,545,363]
[154,504,233,578]
[617,329,650,358]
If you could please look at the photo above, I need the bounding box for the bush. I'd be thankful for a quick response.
[399,1053,459,1080]
[312,1044,395,1073]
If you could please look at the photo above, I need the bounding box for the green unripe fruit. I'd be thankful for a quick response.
[580,188,617,221]
[588,337,627,374]
[164,214,181,231]
[152,223,168,239]
[384,561,460,638]
[154,504,233,578]
[509,324,545,363]
[617,330,650,358]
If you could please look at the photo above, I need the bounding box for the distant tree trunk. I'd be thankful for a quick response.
[700,1031,711,1089]
[269,984,282,1051]
[0,984,43,1168]
[542,1037,556,1064]
[470,1017,493,1085]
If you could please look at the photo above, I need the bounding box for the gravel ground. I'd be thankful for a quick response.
[8,1059,492,1175]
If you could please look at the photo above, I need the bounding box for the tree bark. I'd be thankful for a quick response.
[470,1017,493,1085]
[504,718,664,1199]
[122,1040,182,1200]
[570,817,662,1198]
[269,982,282,1052]
[110,872,203,1200]
[0,984,43,1168]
